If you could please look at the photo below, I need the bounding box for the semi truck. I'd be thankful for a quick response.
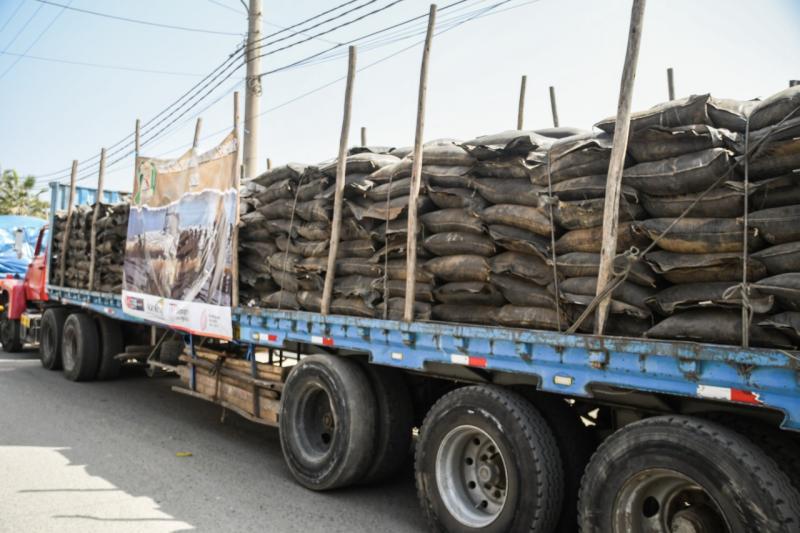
[2,170,799,533]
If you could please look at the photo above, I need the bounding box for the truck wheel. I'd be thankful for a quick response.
[0,313,23,352]
[61,313,100,382]
[361,365,414,484]
[40,308,69,370]
[578,415,800,533]
[415,385,563,533]
[279,354,376,490]
[95,317,123,380]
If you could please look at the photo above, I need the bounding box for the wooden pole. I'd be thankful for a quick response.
[193,118,203,150]
[321,46,357,316]
[790,80,799,87]
[232,91,241,308]
[403,4,437,322]
[266,158,272,170]
[361,126,367,147]
[594,0,647,335]
[87,148,106,291]
[667,67,675,100]
[58,160,79,286]
[517,75,527,130]
[135,118,141,156]
[549,85,559,128]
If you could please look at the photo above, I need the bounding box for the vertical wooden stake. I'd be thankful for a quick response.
[517,75,527,130]
[58,160,79,286]
[193,118,203,150]
[594,0,647,335]
[135,118,141,157]
[549,85,559,128]
[667,67,675,100]
[266,158,272,170]
[404,4,437,322]
[232,92,241,308]
[361,126,367,147]
[87,148,106,291]
[321,46,357,316]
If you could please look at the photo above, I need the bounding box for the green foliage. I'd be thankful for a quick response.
[0,168,48,218]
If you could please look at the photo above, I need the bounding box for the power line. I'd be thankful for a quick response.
[34,0,243,36]
[1,2,44,53]
[206,0,244,15]
[0,0,71,81]
[0,1,26,33]
[0,51,208,77]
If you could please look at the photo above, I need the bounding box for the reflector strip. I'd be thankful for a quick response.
[450,354,487,368]
[697,384,761,405]
[311,335,334,347]
[267,334,278,342]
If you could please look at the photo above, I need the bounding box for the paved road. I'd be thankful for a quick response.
[0,349,426,533]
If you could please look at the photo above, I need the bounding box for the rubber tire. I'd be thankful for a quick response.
[416,385,563,533]
[528,395,596,533]
[61,313,100,382]
[578,415,800,533]
[40,307,69,370]
[159,339,184,365]
[95,317,123,380]
[279,354,376,491]
[0,314,23,352]
[360,365,414,484]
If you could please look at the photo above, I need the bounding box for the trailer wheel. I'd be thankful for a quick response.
[95,317,123,380]
[0,313,23,352]
[578,415,800,533]
[61,313,100,382]
[416,385,563,533]
[40,307,69,370]
[279,354,376,490]
[361,365,414,484]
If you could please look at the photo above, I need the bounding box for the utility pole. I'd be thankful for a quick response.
[243,0,262,180]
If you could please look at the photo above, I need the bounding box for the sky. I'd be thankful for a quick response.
[0,0,799,195]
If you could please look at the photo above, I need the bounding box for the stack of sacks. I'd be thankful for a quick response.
[92,202,129,292]
[61,205,92,288]
[50,212,67,284]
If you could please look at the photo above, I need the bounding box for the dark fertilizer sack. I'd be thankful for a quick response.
[376,298,432,321]
[489,252,553,286]
[474,156,536,179]
[571,314,652,338]
[257,198,299,220]
[319,152,400,177]
[421,208,485,234]
[627,124,737,163]
[331,297,376,318]
[255,178,296,205]
[752,241,800,275]
[494,305,562,330]
[707,97,758,133]
[488,225,550,260]
[268,251,300,273]
[551,174,638,202]
[423,232,496,257]
[433,282,506,306]
[556,221,649,254]
[623,148,733,196]
[747,138,800,181]
[432,304,497,325]
[384,259,435,283]
[275,237,328,258]
[365,177,412,202]
[481,204,554,236]
[381,279,435,303]
[645,309,793,348]
[411,140,475,167]
[758,312,800,344]
[558,276,655,315]
[595,94,710,134]
[753,273,800,311]
[297,291,322,312]
[335,257,383,277]
[333,275,381,302]
[647,281,774,315]
[461,130,554,160]
[552,196,644,230]
[748,85,800,131]
[746,205,800,245]
[640,186,744,218]
[646,251,767,284]
[295,199,331,223]
[635,218,760,254]
[490,273,556,308]
[746,174,800,211]
[530,133,614,185]
[428,186,488,210]
[425,255,491,283]
[263,290,300,310]
[423,170,475,189]
[252,163,310,187]
[472,177,542,206]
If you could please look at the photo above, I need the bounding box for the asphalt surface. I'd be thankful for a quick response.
[0,348,427,533]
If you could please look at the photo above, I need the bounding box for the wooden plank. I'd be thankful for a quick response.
[87,148,106,291]
[517,74,527,130]
[549,85,559,127]
[232,92,241,308]
[594,0,647,335]
[179,354,284,392]
[178,367,280,419]
[321,45,357,315]
[667,67,675,100]
[58,160,79,286]
[403,4,437,322]
[361,126,367,147]
[172,385,278,427]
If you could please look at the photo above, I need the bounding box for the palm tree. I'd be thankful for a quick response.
[0,168,48,218]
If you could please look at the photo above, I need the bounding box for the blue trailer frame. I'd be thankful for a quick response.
[46,285,800,432]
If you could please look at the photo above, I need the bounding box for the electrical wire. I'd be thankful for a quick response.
[0,51,208,77]
[0,0,71,81]
[33,0,244,36]
[1,2,44,53]
[0,0,26,33]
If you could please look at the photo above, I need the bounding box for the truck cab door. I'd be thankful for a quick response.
[25,228,48,302]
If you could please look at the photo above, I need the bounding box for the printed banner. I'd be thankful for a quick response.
[122,132,238,339]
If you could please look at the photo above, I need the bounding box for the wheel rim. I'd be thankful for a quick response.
[435,425,508,528]
[296,384,336,460]
[0,319,11,346]
[613,468,729,533]
[62,325,77,374]
[43,319,55,358]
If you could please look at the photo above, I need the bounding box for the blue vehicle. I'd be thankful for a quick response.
[0,215,46,276]
[35,180,800,533]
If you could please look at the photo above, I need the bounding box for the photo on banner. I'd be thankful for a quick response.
[122,132,238,339]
